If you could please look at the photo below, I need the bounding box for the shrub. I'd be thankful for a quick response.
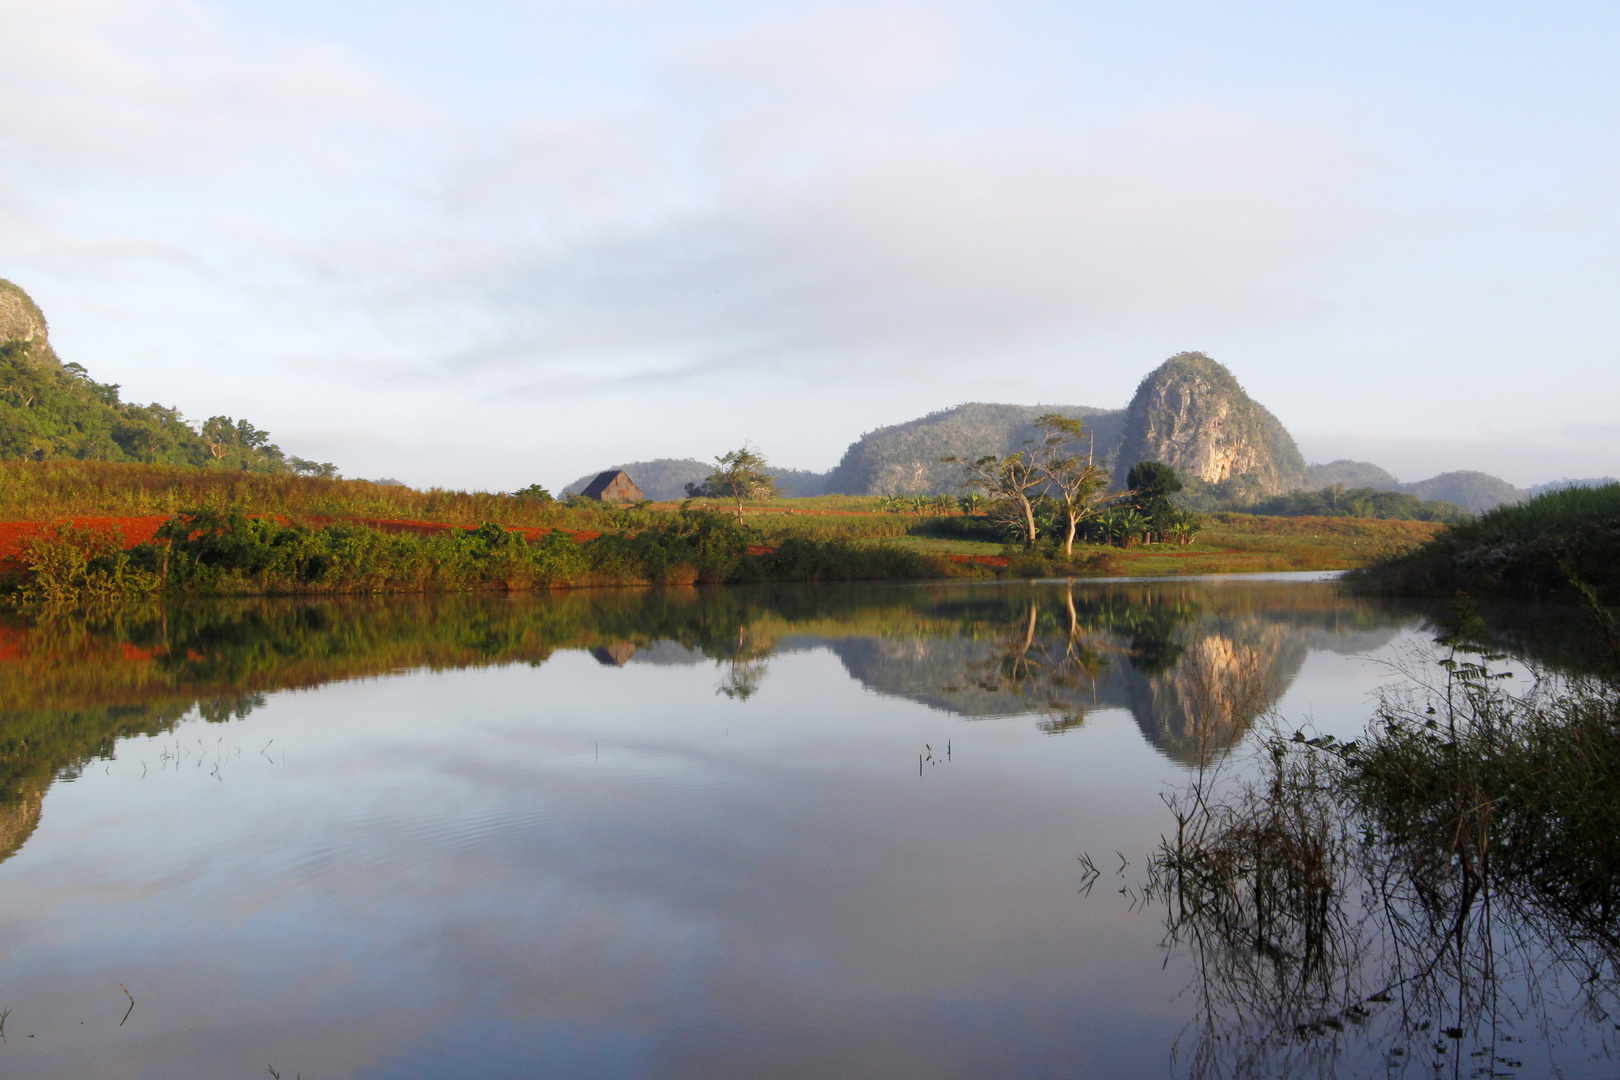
[1350,482,1620,602]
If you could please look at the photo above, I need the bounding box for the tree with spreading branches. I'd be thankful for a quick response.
[687,444,779,524]
[943,447,1047,548]
[1032,413,1116,557]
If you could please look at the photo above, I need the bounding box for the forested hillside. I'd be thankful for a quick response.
[1305,460,1400,490]
[823,403,1126,496]
[0,279,331,475]
[1398,470,1524,514]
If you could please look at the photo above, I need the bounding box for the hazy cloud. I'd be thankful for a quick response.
[0,0,1614,486]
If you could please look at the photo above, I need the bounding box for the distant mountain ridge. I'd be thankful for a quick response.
[824,403,1127,497]
[566,350,1553,513]
[1300,462,1530,514]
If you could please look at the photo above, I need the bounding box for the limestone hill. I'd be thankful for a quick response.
[0,279,330,475]
[822,403,1127,497]
[1114,352,1306,497]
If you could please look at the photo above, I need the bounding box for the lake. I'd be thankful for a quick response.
[0,574,1613,1078]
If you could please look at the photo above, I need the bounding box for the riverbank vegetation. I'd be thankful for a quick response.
[0,506,960,604]
[0,460,1447,606]
[1350,481,1620,603]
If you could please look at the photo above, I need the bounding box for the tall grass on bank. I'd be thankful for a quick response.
[1350,482,1620,603]
[0,507,956,605]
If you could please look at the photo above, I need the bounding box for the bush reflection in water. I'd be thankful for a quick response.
[1141,603,1620,1078]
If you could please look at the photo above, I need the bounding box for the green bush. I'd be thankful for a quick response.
[1350,482,1620,602]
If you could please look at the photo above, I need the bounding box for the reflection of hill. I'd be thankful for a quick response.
[825,583,1411,764]
[1123,626,1299,761]
[0,776,46,864]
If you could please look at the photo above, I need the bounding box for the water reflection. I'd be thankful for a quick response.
[0,581,1427,867]
[0,579,1611,1078]
[0,582,1407,833]
[819,582,1404,762]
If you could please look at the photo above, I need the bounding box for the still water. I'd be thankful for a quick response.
[0,575,1608,1078]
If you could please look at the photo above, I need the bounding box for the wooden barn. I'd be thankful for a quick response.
[580,469,644,503]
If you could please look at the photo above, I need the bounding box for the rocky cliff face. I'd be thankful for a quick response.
[0,279,53,356]
[1113,352,1307,495]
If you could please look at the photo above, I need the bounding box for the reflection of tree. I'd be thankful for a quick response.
[715,626,771,701]
[1138,644,1620,1078]
[912,587,1310,757]
[963,591,1110,732]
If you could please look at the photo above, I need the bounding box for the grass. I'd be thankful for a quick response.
[0,459,611,530]
[887,536,1006,556]
[0,507,965,604]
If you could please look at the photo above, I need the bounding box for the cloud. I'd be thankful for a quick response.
[398,101,1356,393]
[0,0,414,176]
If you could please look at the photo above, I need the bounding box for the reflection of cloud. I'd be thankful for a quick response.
[0,667,1167,1078]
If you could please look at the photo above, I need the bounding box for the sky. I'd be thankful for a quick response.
[2,0,1618,490]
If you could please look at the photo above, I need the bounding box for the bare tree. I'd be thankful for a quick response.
[1032,414,1116,557]
[945,415,1117,551]
[942,448,1046,548]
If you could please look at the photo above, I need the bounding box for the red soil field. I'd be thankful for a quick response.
[0,516,169,563]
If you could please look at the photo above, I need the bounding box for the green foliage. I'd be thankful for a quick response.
[0,503,967,605]
[289,457,340,479]
[510,483,554,503]
[8,523,160,605]
[1126,460,1182,501]
[1350,482,1620,602]
[1246,485,1467,522]
[0,338,317,474]
[0,279,329,474]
